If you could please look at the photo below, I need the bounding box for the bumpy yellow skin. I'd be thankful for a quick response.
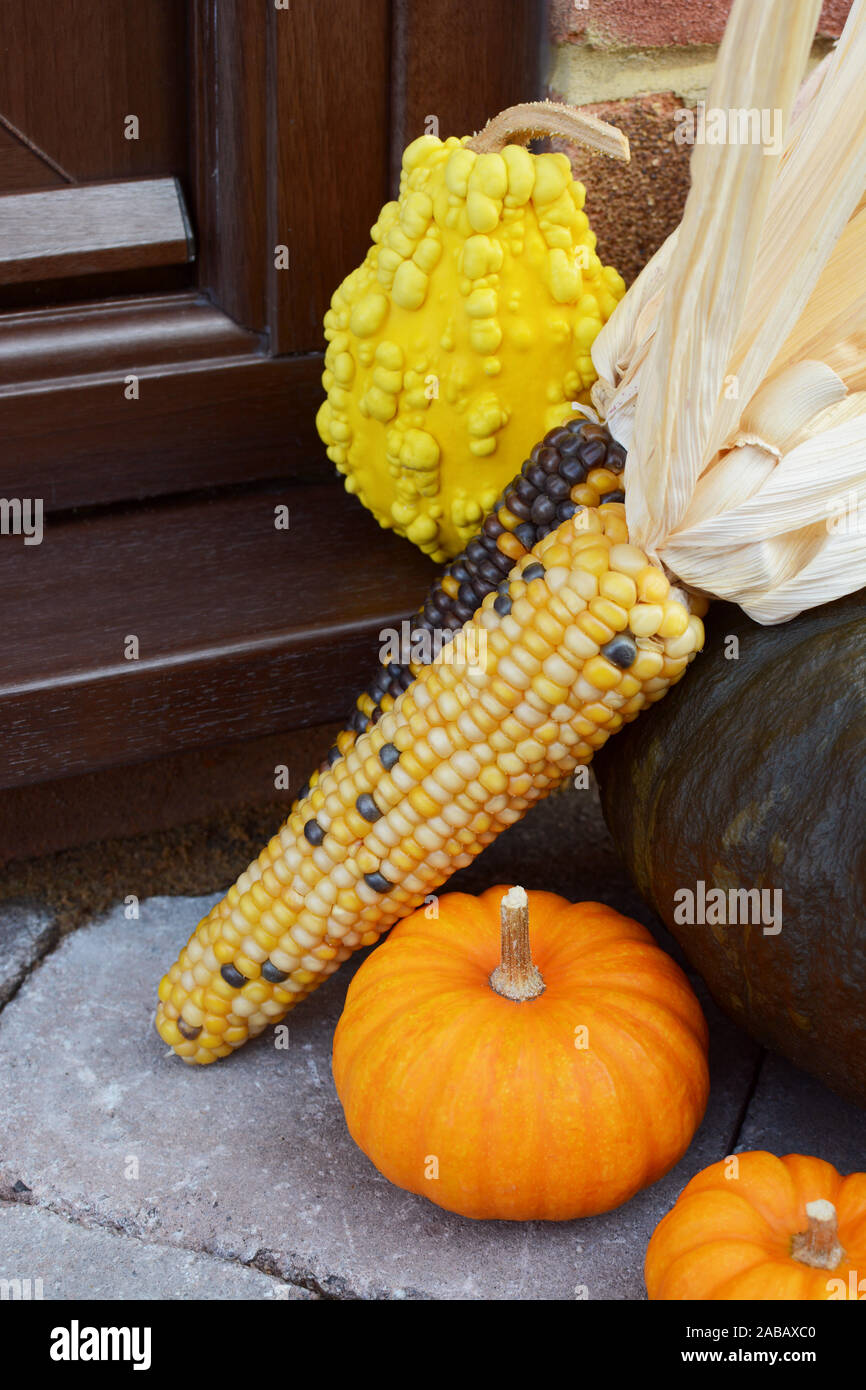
[316,136,625,561]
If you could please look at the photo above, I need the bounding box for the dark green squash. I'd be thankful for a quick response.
[595,590,866,1107]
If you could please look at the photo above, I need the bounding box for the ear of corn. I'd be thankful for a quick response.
[155,420,704,1063]
[325,418,628,761]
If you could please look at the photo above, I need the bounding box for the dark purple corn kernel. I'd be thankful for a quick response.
[560,456,588,484]
[514,522,536,549]
[356,793,383,822]
[600,489,626,504]
[543,427,573,450]
[378,742,400,770]
[530,495,556,525]
[601,633,638,669]
[545,474,571,501]
[466,538,488,565]
[262,960,289,983]
[557,431,585,456]
[304,819,325,846]
[364,871,394,894]
[514,476,537,503]
[505,495,532,522]
[580,439,608,467]
[478,559,504,586]
[605,440,627,472]
[493,592,512,616]
[522,562,545,582]
[220,963,247,989]
[177,1018,202,1040]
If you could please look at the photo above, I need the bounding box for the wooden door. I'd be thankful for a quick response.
[0,0,542,815]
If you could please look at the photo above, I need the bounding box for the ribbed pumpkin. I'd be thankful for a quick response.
[596,592,866,1106]
[332,885,709,1221]
[646,1151,866,1300]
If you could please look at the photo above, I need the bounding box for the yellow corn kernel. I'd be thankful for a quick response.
[409,786,441,818]
[530,674,569,706]
[583,655,622,691]
[664,616,704,658]
[576,545,609,577]
[631,647,665,680]
[629,602,664,637]
[599,571,637,609]
[608,543,647,577]
[658,602,690,639]
[590,596,629,632]
[576,610,615,645]
[637,565,669,604]
[586,467,619,495]
[598,510,629,545]
[479,765,508,794]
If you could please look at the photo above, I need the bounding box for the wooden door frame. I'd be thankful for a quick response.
[0,0,542,512]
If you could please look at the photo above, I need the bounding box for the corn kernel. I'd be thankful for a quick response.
[658,602,690,639]
[637,565,669,604]
[629,602,664,637]
[590,596,629,631]
[631,648,665,679]
[530,674,569,705]
[583,655,622,691]
[576,610,615,645]
[576,545,609,577]
[599,571,637,609]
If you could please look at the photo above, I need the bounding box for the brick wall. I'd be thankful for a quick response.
[545,0,854,284]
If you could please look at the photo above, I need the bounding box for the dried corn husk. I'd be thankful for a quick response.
[590,0,866,623]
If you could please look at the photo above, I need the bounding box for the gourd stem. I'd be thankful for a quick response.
[790,1200,846,1270]
[466,101,630,163]
[490,886,545,1002]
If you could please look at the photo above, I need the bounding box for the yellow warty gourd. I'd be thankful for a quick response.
[316,104,627,562]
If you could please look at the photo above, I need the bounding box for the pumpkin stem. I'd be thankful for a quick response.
[791,1199,846,1270]
[490,886,545,1002]
[466,101,630,163]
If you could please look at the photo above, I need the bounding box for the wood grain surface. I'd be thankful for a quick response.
[0,481,435,788]
[0,179,193,284]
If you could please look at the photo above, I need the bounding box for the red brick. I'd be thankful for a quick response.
[548,0,853,48]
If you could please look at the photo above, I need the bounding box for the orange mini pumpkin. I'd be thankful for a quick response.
[646,1151,866,1299]
[332,885,709,1221]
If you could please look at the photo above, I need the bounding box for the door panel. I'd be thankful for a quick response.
[0,0,189,190]
[0,0,543,821]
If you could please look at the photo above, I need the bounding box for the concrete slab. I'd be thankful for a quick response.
[0,889,760,1299]
[737,1051,866,1174]
[0,899,57,1006]
[0,1202,315,1300]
